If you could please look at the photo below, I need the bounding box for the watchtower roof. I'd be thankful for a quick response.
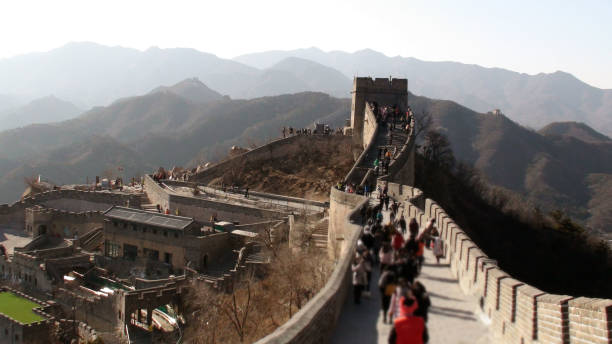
[104,206,194,230]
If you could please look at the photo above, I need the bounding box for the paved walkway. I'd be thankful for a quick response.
[331,204,491,344]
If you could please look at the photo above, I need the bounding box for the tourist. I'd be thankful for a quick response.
[433,235,444,264]
[363,250,374,296]
[408,218,419,236]
[387,277,411,322]
[282,126,287,138]
[398,215,407,235]
[244,187,249,198]
[379,242,393,271]
[392,230,405,252]
[352,253,367,304]
[384,194,390,211]
[378,267,396,324]
[387,297,428,344]
[412,281,431,322]
[421,219,437,248]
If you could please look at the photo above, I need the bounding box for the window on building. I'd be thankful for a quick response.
[143,248,159,261]
[105,241,121,257]
[163,231,168,237]
[153,228,157,234]
[142,227,147,233]
[113,221,118,227]
[132,225,137,231]
[164,252,172,264]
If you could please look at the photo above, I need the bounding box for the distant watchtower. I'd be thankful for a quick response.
[350,77,408,145]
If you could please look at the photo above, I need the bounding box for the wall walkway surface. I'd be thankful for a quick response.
[416,197,612,344]
[256,77,417,344]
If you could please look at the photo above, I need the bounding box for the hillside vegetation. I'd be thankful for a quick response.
[199,136,355,201]
[409,94,612,237]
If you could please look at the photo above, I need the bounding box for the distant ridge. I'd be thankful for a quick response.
[539,121,611,143]
[149,78,224,104]
[0,96,82,131]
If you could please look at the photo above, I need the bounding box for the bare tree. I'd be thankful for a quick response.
[413,109,433,141]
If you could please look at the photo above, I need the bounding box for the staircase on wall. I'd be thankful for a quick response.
[310,218,329,249]
[139,192,158,212]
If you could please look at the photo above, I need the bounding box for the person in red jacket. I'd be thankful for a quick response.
[388,297,429,344]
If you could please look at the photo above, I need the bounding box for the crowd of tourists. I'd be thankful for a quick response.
[351,184,444,344]
[281,125,343,138]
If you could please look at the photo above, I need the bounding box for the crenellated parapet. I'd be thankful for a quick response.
[414,196,612,344]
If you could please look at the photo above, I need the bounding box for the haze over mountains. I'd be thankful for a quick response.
[0,75,609,238]
[0,96,81,131]
[0,79,349,203]
[1,42,611,136]
[0,42,610,237]
[236,47,612,136]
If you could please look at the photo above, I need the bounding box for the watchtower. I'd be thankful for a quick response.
[350,77,408,145]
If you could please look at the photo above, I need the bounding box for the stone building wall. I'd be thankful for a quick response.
[103,218,235,272]
[0,189,141,230]
[25,206,104,238]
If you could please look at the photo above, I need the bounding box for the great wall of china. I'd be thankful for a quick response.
[0,76,609,343]
[253,77,612,344]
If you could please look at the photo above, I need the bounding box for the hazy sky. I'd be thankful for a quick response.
[1,0,611,88]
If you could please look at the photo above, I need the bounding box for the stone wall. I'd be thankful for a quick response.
[254,192,369,344]
[417,197,612,344]
[25,206,104,238]
[0,189,141,230]
[362,103,378,149]
[189,134,352,185]
[144,174,288,225]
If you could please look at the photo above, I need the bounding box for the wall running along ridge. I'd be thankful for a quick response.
[189,134,352,185]
[256,77,417,344]
[400,195,612,344]
[255,75,610,344]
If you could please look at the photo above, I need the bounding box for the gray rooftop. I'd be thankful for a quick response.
[104,206,194,230]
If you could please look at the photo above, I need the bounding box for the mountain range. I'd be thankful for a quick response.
[0,77,609,238]
[408,95,612,237]
[0,79,349,203]
[236,48,612,136]
[0,96,82,131]
[1,43,611,136]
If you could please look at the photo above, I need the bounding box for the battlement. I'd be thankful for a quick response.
[353,77,407,93]
[26,205,104,218]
